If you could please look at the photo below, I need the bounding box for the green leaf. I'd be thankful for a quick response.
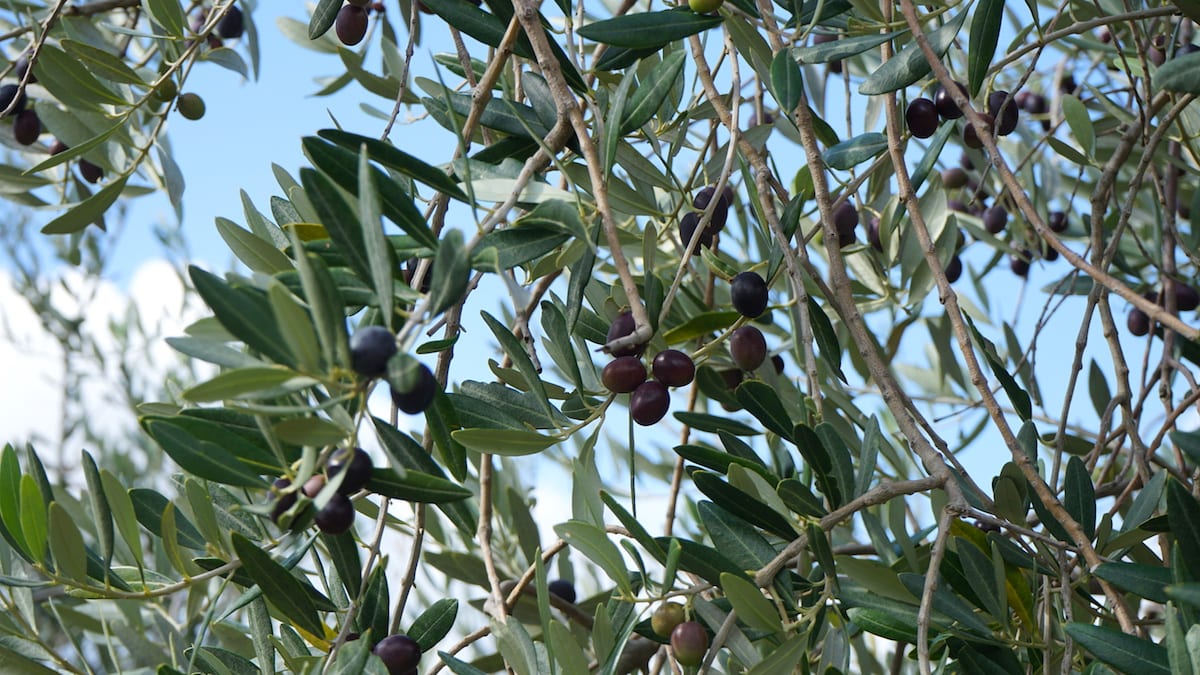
[231,533,323,637]
[359,565,390,649]
[439,652,489,675]
[304,138,437,252]
[1061,94,1095,157]
[601,490,666,562]
[792,31,901,65]
[1154,51,1200,94]
[554,520,634,597]
[967,0,1003,97]
[720,572,782,632]
[308,0,341,38]
[299,167,373,287]
[183,367,315,402]
[451,428,558,456]
[272,417,349,446]
[777,478,828,517]
[216,217,293,275]
[621,50,686,134]
[674,444,775,482]
[19,476,46,561]
[734,381,794,439]
[480,311,556,422]
[674,411,761,436]
[964,315,1032,421]
[48,503,87,582]
[1064,456,1096,540]
[318,130,467,204]
[807,297,846,383]
[1065,623,1170,674]
[1094,562,1171,603]
[577,8,723,49]
[698,501,777,571]
[745,633,807,675]
[365,468,472,503]
[692,471,797,539]
[328,634,372,675]
[32,44,128,110]
[100,470,143,569]
[823,132,888,170]
[473,226,569,271]
[846,607,918,642]
[1168,479,1200,580]
[188,266,295,367]
[770,49,804,113]
[662,310,740,344]
[409,598,459,652]
[41,177,129,235]
[61,40,146,86]
[359,146,395,328]
[652,537,750,586]
[142,419,268,487]
[428,230,470,317]
[267,282,321,375]
[129,489,206,549]
[792,424,844,507]
[81,452,114,569]
[859,10,969,95]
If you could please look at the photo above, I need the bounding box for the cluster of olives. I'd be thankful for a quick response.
[350,325,438,414]
[335,0,386,46]
[1,78,39,147]
[269,446,373,534]
[905,81,1022,149]
[1127,283,1200,336]
[189,4,245,49]
[680,185,734,250]
[602,311,696,426]
[651,602,709,667]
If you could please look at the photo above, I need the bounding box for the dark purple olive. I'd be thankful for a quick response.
[729,326,767,371]
[217,6,244,38]
[671,621,708,667]
[303,474,326,499]
[630,380,670,426]
[79,159,104,184]
[867,217,883,252]
[679,211,714,249]
[987,90,1019,136]
[1127,307,1150,336]
[935,81,968,120]
[335,5,369,45]
[652,349,695,387]
[942,168,968,189]
[1010,250,1032,277]
[49,139,68,155]
[1059,74,1077,95]
[0,83,26,117]
[1174,283,1200,311]
[730,271,769,318]
[948,199,969,214]
[771,354,785,374]
[373,634,422,675]
[906,97,939,139]
[389,362,437,414]
[692,185,730,232]
[962,113,995,150]
[833,202,858,247]
[327,448,373,495]
[269,478,297,524]
[1021,92,1048,115]
[315,493,356,534]
[13,109,40,145]
[602,356,647,393]
[1048,211,1068,233]
[14,56,35,83]
[983,206,1007,234]
[606,310,645,357]
[350,325,398,378]
[945,255,963,283]
[548,579,576,604]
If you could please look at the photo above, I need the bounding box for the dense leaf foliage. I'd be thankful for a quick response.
[3,0,1200,673]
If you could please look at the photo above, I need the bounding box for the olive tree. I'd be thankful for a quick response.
[2,0,1200,672]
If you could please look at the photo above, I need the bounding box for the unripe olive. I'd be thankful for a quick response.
[177,92,206,120]
[652,602,685,637]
